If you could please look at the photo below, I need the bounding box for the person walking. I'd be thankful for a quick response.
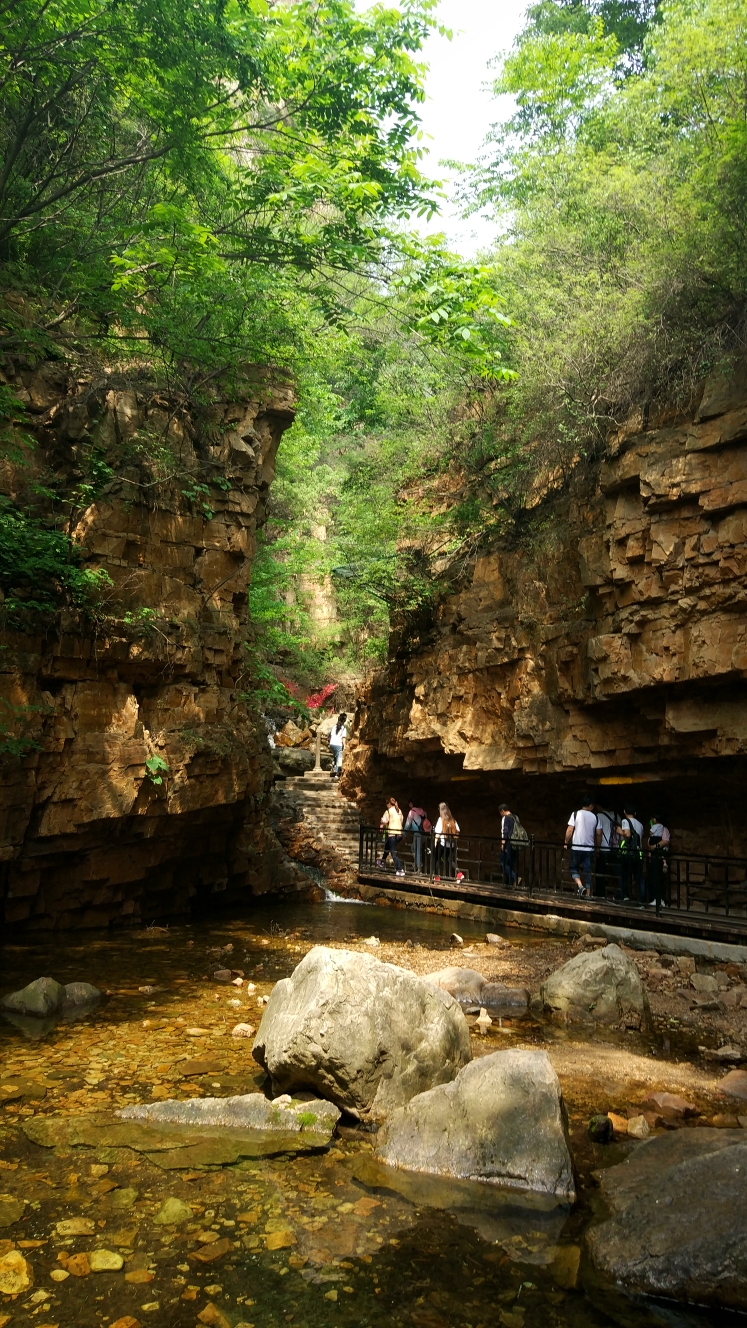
[646,814,671,907]
[595,805,620,898]
[619,804,645,903]
[405,802,429,874]
[328,712,347,780]
[377,797,405,877]
[433,802,459,881]
[499,803,518,886]
[564,800,601,897]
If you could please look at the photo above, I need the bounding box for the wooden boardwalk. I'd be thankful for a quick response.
[357,868,747,948]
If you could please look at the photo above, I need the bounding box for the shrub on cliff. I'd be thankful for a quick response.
[456,0,747,498]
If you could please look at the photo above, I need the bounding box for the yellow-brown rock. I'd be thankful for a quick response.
[0,358,305,928]
[344,360,747,853]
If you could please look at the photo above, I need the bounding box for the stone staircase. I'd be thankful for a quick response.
[281,770,362,869]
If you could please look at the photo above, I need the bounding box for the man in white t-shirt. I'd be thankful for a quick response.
[564,800,601,897]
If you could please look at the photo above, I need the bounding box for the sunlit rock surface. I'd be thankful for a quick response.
[118,1091,341,1136]
[586,1128,747,1307]
[252,945,472,1120]
[344,356,747,852]
[540,943,650,1029]
[375,1049,576,1200]
[0,359,304,929]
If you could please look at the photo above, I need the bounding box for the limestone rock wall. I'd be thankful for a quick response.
[0,357,305,929]
[344,360,747,855]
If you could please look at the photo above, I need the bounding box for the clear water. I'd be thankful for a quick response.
[0,900,737,1328]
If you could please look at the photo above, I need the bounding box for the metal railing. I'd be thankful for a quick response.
[358,826,747,922]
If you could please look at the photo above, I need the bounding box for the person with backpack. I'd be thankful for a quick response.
[405,802,431,874]
[595,805,621,898]
[564,800,601,897]
[619,804,644,903]
[646,814,671,907]
[499,803,528,887]
[433,802,459,880]
[376,797,405,877]
[328,712,347,780]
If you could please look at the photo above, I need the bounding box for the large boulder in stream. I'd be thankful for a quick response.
[252,946,471,1121]
[586,1128,747,1308]
[540,943,649,1028]
[375,1049,576,1200]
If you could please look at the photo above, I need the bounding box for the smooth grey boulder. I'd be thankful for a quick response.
[586,1128,747,1308]
[540,943,649,1028]
[1,977,66,1017]
[252,946,471,1121]
[118,1092,340,1138]
[63,982,102,1007]
[426,967,486,1004]
[426,967,529,1010]
[375,1049,575,1200]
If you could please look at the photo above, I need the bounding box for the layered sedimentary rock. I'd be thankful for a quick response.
[344,358,747,852]
[0,356,303,928]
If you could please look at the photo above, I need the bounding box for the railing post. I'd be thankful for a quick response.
[358,822,364,874]
[529,835,534,896]
[430,828,435,882]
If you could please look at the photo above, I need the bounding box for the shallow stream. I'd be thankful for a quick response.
[0,900,737,1328]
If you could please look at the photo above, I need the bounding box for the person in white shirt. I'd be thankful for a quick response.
[328,712,347,779]
[564,800,601,897]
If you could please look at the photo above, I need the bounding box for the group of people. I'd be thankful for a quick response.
[372,792,672,906]
[377,799,465,882]
[564,800,671,904]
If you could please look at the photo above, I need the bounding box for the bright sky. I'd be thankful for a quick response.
[415,0,529,255]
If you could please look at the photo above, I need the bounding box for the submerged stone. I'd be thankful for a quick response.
[0,1194,26,1226]
[1,976,65,1017]
[63,981,102,1007]
[0,1249,31,1294]
[117,1092,340,1136]
[348,1154,570,1252]
[153,1197,193,1226]
[90,1249,124,1272]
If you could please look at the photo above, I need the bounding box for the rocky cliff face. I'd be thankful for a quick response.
[0,356,304,929]
[344,358,747,854]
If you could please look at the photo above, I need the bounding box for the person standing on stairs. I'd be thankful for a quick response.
[328,712,347,780]
[377,797,405,876]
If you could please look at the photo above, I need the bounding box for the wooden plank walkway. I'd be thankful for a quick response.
[356,868,747,947]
